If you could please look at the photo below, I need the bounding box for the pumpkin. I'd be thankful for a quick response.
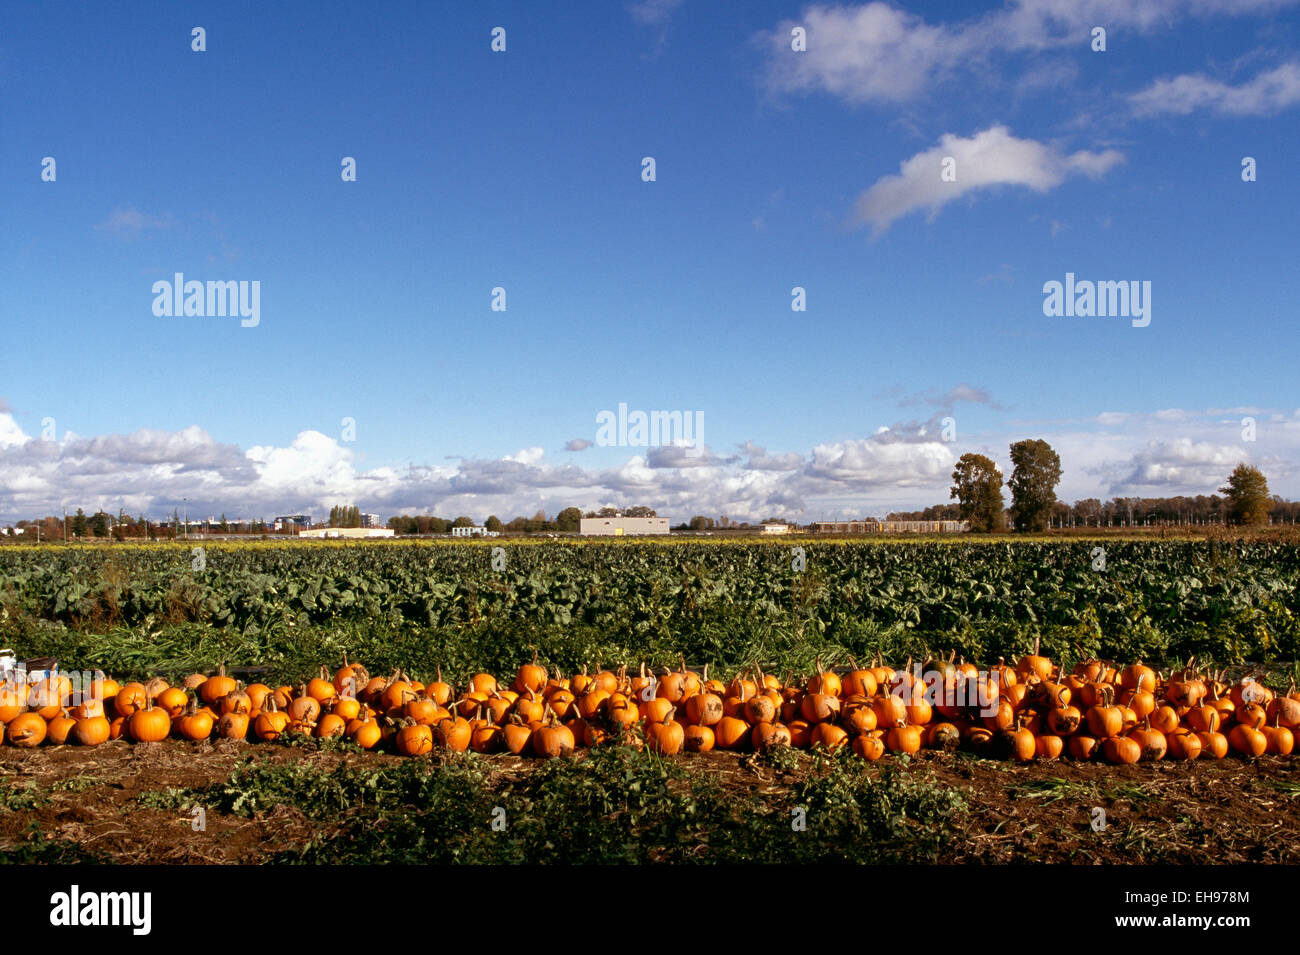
[845,706,879,736]
[468,672,498,695]
[799,693,841,725]
[218,712,250,740]
[176,704,215,742]
[647,717,686,755]
[332,653,370,696]
[436,716,472,752]
[925,722,961,751]
[346,714,381,749]
[546,689,576,720]
[330,696,361,722]
[68,696,105,721]
[1166,729,1202,760]
[684,691,724,726]
[503,717,533,755]
[27,678,67,720]
[514,646,548,694]
[46,711,76,745]
[199,666,237,707]
[638,696,674,726]
[404,698,447,726]
[287,688,321,724]
[252,698,290,742]
[787,720,812,748]
[1046,705,1081,736]
[743,695,777,726]
[1035,734,1064,760]
[683,724,715,752]
[7,712,47,747]
[307,667,337,703]
[1103,736,1142,764]
[1263,722,1294,756]
[396,722,434,756]
[713,716,750,751]
[1229,678,1273,711]
[1187,704,1221,734]
[72,715,111,746]
[992,723,1035,762]
[1086,695,1124,739]
[751,721,791,752]
[1227,724,1267,757]
[1120,663,1157,693]
[155,686,189,720]
[380,674,417,713]
[181,673,207,691]
[852,733,885,761]
[841,664,878,698]
[0,683,26,723]
[128,700,171,743]
[1016,638,1052,681]
[885,723,923,755]
[1130,722,1167,761]
[981,699,1016,732]
[531,713,576,758]
[806,662,841,698]
[244,684,271,713]
[313,713,347,739]
[1266,695,1300,730]
[424,666,452,706]
[1067,734,1102,761]
[1120,688,1156,720]
[1145,705,1178,735]
[514,690,546,725]
[811,722,848,751]
[142,676,170,700]
[1196,731,1229,759]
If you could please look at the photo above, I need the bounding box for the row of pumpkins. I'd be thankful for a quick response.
[1,649,1298,763]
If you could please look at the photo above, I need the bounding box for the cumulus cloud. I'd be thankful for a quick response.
[760,1,1298,105]
[94,206,175,237]
[629,0,685,25]
[853,126,1122,234]
[564,438,592,451]
[1,407,1296,525]
[1130,62,1300,116]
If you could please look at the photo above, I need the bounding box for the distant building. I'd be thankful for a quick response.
[451,525,499,537]
[579,516,670,536]
[274,515,311,531]
[298,527,395,539]
[361,513,383,528]
[811,520,968,534]
[760,522,791,535]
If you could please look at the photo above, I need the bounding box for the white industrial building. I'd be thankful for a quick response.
[298,527,395,539]
[451,525,499,537]
[579,516,670,536]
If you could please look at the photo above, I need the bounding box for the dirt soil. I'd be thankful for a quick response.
[2,742,1297,864]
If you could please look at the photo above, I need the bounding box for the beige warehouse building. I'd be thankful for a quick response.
[579,517,670,536]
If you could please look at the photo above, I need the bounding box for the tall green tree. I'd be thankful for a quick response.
[555,507,583,532]
[1219,464,1271,526]
[1008,439,1062,532]
[91,511,109,537]
[485,515,504,533]
[72,508,87,537]
[949,453,1005,532]
[452,515,476,528]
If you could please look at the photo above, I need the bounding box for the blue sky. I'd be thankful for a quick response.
[1,0,1298,523]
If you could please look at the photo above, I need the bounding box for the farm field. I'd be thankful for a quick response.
[1,538,1298,867]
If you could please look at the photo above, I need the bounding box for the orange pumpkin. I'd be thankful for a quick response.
[683,724,715,752]
[713,716,750,751]
[128,700,171,743]
[436,716,472,752]
[7,712,47,747]
[71,715,111,746]
[852,733,886,761]
[1103,736,1142,764]
[46,711,77,745]
[1228,724,1267,757]
[647,718,686,755]
[397,722,434,756]
[885,723,923,754]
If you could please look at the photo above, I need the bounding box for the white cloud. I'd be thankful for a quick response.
[93,206,175,237]
[629,0,685,25]
[761,1,1299,105]
[853,126,1122,234]
[1,405,1296,525]
[565,438,593,452]
[1130,62,1300,116]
